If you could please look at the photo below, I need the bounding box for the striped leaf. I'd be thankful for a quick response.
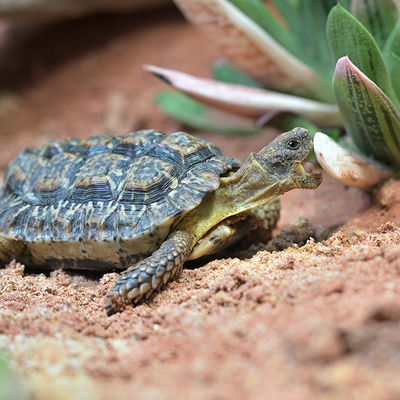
[333,56,400,166]
[351,0,399,49]
[327,4,400,110]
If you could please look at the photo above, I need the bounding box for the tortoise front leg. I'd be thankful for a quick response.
[110,230,193,303]
[0,236,26,263]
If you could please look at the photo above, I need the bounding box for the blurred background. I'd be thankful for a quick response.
[0,0,281,175]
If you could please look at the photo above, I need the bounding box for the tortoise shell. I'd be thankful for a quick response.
[0,130,240,270]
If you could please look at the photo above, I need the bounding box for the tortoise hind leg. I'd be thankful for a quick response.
[110,230,193,303]
[0,236,26,263]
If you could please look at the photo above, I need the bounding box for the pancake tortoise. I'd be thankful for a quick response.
[0,127,322,304]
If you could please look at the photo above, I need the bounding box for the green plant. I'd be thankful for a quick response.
[0,355,29,400]
[148,0,343,133]
[147,0,400,188]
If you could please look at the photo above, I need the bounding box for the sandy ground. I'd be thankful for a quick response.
[1,4,400,400]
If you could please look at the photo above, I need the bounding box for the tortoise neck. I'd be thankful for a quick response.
[219,153,283,213]
[173,154,284,248]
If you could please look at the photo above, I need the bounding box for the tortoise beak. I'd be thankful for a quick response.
[293,161,323,189]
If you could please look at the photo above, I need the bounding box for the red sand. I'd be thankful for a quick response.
[0,6,400,400]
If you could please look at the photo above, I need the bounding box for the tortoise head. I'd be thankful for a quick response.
[253,127,322,191]
[171,127,322,251]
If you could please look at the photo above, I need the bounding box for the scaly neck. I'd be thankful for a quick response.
[173,154,284,248]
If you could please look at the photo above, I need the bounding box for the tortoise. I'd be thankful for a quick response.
[0,127,321,303]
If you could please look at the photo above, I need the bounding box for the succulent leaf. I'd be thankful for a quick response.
[385,52,400,102]
[160,0,400,188]
[155,91,260,135]
[268,0,299,34]
[384,20,400,57]
[172,0,334,103]
[212,60,264,88]
[295,0,336,72]
[145,64,341,127]
[327,4,400,110]
[351,0,399,49]
[226,0,300,53]
[226,0,328,74]
[333,56,400,166]
[314,131,393,188]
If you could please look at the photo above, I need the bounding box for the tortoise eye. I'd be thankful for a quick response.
[286,139,300,150]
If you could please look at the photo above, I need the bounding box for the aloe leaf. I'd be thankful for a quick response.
[336,0,351,10]
[327,4,400,110]
[314,131,393,188]
[333,56,400,166]
[269,0,299,33]
[383,20,400,101]
[172,0,335,103]
[212,60,264,88]
[155,91,260,135]
[351,0,399,49]
[145,64,342,127]
[384,20,400,57]
[272,0,349,72]
[296,0,336,71]
[226,0,328,73]
[226,0,300,52]
[387,52,400,100]
[385,52,400,102]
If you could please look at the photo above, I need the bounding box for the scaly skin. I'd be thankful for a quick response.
[113,230,192,303]
[109,128,322,304]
